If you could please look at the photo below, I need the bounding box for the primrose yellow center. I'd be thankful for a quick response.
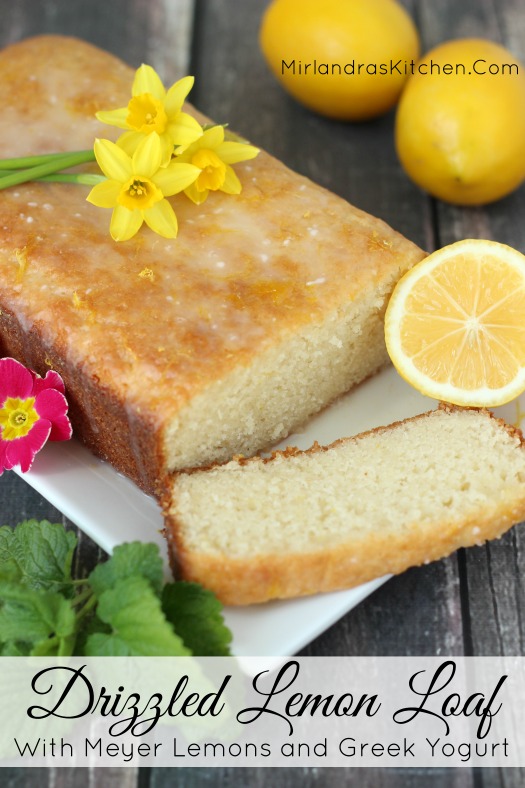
[191,149,227,192]
[127,93,168,134]
[118,177,163,211]
[0,397,39,441]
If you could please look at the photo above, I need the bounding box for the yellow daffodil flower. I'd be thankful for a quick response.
[96,65,203,166]
[175,125,259,205]
[86,132,200,241]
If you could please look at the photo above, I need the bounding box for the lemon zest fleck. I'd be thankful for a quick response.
[368,231,393,252]
[14,247,28,282]
[72,291,84,309]
[138,267,155,281]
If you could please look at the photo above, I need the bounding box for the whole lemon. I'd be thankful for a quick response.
[259,0,420,121]
[395,39,525,205]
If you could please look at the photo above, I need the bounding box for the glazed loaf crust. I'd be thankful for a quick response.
[0,35,425,493]
[164,406,525,605]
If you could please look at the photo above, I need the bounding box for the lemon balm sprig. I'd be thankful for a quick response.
[0,519,232,657]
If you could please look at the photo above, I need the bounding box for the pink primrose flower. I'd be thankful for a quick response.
[0,358,72,474]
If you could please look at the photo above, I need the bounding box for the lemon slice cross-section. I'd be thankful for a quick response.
[385,239,525,407]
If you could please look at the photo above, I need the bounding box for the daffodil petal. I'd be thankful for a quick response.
[200,125,225,149]
[133,64,166,100]
[172,144,193,161]
[168,113,203,147]
[86,179,121,208]
[220,165,242,195]
[152,163,200,195]
[165,76,195,115]
[110,206,143,242]
[158,136,176,168]
[184,182,208,205]
[132,133,163,177]
[115,131,142,157]
[95,107,129,129]
[143,199,179,238]
[215,141,260,164]
[94,138,133,181]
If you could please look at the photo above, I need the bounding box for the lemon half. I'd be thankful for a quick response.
[385,239,525,407]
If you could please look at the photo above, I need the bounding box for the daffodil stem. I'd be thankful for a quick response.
[0,170,105,186]
[0,150,95,170]
[0,151,96,190]
[40,173,105,185]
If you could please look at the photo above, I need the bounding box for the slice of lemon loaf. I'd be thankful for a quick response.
[163,405,525,605]
[0,35,424,493]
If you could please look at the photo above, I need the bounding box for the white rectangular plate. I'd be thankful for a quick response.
[17,366,524,656]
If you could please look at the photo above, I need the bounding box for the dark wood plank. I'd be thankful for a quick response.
[1,767,140,788]
[417,0,525,665]
[150,766,472,788]
[48,769,91,788]
[90,768,140,788]
[1,769,51,787]
[415,1,525,783]
[417,0,502,47]
[0,0,195,78]
[301,561,465,657]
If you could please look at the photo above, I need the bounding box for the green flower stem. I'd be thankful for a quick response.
[0,150,94,170]
[75,592,97,623]
[0,170,105,186]
[0,151,96,190]
[39,173,105,185]
[72,587,95,608]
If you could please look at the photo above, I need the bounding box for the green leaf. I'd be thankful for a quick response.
[0,641,32,656]
[89,542,164,597]
[0,581,76,646]
[162,582,232,656]
[0,521,77,594]
[85,576,190,656]
[74,612,111,656]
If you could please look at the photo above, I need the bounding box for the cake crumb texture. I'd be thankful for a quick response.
[165,407,525,604]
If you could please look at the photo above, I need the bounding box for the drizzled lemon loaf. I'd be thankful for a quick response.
[164,406,525,605]
[0,35,424,493]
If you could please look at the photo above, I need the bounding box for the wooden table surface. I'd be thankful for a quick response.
[1,0,524,785]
